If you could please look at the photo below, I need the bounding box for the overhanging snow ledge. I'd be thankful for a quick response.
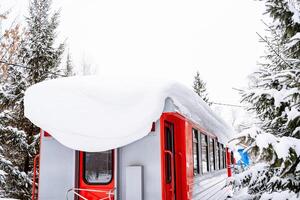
[24,76,234,151]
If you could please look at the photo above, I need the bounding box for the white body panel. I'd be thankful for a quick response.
[117,121,162,200]
[125,166,143,200]
[38,132,75,200]
[38,122,162,200]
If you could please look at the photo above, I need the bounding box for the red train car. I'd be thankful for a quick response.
[25,77,234,200]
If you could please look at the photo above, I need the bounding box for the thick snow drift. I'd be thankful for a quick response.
[24,76,234,152]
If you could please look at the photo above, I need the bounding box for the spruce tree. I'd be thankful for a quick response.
[0,0,64,198]
[242,29,300,138]
[65,50,74,76]
[193,71,210,105]
[20,0,64,84]
[0,15,33,199]
[231,0,300,199]
[264,0,300,58]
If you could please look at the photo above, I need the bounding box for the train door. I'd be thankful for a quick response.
[78,150,115,200]
[161,113,187,200]
[161,113,188,200]
[164,121,176,200]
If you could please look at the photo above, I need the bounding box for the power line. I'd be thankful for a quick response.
[232,87,244,92]
[0,60,67,77]
[210,101,246,108]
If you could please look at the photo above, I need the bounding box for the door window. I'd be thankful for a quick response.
[83,150,113,184]
[164,123,174,184]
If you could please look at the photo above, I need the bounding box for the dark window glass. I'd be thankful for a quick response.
[223,145,226,169]
[231,151,235,164]
[216,142,220,170]
[165,123,174,184]
[192,129,200,175]
[209,138,215,171]
[200,133,208,174]
[84,151,113,184]
[220,144,223,169]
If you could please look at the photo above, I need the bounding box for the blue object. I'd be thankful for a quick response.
[237,148,250,167]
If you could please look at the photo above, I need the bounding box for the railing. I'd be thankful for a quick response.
[32,154,40,200]
[164,150,174,200]
[66,188,115,200]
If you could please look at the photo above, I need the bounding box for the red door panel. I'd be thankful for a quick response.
[161,113,187,200]
[78,151,115,200]
[164,122,175,200]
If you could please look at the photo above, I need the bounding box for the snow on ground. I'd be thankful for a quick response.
[0,199,19,200]
[228,180,300,200]
[260,191,300,200]
[230,188,254,200]
[24,76,234,152]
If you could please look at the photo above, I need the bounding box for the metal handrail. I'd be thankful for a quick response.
[31,154,40,200]
[66,187,115,200]
[164,150,175,199]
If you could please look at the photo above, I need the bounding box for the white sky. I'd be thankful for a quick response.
[2,0,267,105]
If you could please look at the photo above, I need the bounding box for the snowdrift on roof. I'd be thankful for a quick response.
[24,76,234,152]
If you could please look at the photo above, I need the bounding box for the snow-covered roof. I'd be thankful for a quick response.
[24,76,234,152]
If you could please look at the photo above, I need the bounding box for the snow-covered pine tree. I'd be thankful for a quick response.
[20,0,64,84]
[243,29,300,138]
[65,50,75,76]
[0,0,65,198]
[230,0,300,199]
[264,0,300,58]
[0,15,33,199]
[20,0,65,174]
[193,71,211,105]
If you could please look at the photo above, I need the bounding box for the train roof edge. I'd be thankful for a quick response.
[24,76,235,151]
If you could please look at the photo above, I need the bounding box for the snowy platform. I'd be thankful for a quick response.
[192,169,231,200]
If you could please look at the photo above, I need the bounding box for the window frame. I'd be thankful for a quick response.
[82,150,114,185]
[216,142,220,170]
[223,145,226,169]
[192,129,200,175]
[219,143,223,169]
[200,133,209,174]
[164,122,174,184]
[209,137,216,172]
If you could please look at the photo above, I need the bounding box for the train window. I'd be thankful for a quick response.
[83,150,113,184]
[200,133,209,174]
[164,123,174,184]
[231,151,235,164]
[216,142,220,170]
[209,138,215,171]
[219,144,223,169]
[192,129,200,175]
[223,145,226,169]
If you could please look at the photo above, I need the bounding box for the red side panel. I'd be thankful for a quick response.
[160,113,188,200]
[43,131,51,137]
[226,147,232,177]
[185,121,195,199]
[78,151,115,200]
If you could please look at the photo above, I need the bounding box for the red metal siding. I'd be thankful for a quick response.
[160,113,188,200]
[78,151,115,200]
